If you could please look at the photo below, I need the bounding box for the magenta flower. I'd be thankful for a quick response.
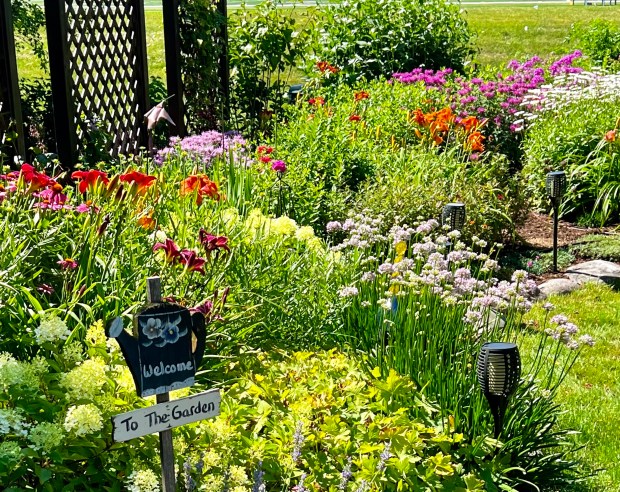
[153,238,181,263]
[271,160,287,173]
[57,258,78,270]
[179,249,206,274]
[37,284,54,295]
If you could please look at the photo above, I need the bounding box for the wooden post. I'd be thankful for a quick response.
[162,0,185,137]
[146,277,176,492]
[44,0,78,168]
[0,0,25,158]
[217,0,230,123]
[133,0,151,150]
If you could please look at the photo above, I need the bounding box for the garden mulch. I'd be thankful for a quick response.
[513,212,616,283]
[516,212,611,249]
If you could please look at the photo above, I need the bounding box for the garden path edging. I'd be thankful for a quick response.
[537,260,620,298]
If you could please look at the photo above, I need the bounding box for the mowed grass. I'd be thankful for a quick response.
[465,4,620,66]
[15,4,620,81]
[524,283,620,491]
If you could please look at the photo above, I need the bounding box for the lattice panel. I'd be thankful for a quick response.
[64,0,146,155]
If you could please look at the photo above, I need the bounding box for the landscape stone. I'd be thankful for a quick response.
[565,260,620,288]
[537,278,581,298]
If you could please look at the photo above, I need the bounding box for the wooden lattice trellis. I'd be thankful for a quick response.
[0,0,25,157]
[45,0,149,167]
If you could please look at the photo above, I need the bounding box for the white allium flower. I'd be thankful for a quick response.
[64,404,103,436]
[35,315,71,344]
[338,286,359,298]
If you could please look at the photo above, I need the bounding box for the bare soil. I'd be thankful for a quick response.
[515,212,610,249]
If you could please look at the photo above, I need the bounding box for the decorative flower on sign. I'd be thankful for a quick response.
[141,318,162,340]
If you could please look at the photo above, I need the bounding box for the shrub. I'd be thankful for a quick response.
[521,95,620,225]
[182,350,488,490]
[570,20,620,67]
[228,0,314,137]
[354,149,525,244]
[569,234,620,261]
[310,0,474,83]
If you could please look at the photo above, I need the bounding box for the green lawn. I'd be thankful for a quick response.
[15,4,620,82]
[465,5,620,65]
[524,283,620,491]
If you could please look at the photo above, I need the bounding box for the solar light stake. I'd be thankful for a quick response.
[545,171,567,273]
[477,342,521,438]
[442,203,466,231]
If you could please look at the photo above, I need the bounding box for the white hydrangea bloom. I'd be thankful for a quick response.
[35,315,71,344]
[125,469,160,492]
[28,422,64,453]
[61,358,107,401]
[63,404,103,436]
[0,353,40,389]
[0,408,29,437]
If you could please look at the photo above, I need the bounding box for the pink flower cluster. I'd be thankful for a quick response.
[155,131,246,167]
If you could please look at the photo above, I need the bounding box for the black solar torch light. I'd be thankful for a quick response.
[477,342,521,438]
[442,202,466,231]
[546,171,567,273]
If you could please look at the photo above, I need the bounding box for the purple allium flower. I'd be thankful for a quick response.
[155,131,246,167]
[326,221,342,233]
[271,160,287,173]
[551,314,569,325]
[578,334,595,347]
[376,441,392,472]
[543,302,555,311]
[291,421,305,462]
[339,457,353,491]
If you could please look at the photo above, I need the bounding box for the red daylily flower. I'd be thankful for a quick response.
[180,175,221,204]
[119,171,156,193]
[308,97,325,106]
[605,130,617,142]
[72,170,109,193]
[349,114,361,122]
[20,164,55,192]
[179,249,206,274]
[153,238,181,263]
[354,91,369,101]
[257,146,274,155]
[199,229,230,256]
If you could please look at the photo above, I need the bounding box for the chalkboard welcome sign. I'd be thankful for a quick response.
[108,303,206,397]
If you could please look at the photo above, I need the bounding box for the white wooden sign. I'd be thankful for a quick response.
[112,389,221,442]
